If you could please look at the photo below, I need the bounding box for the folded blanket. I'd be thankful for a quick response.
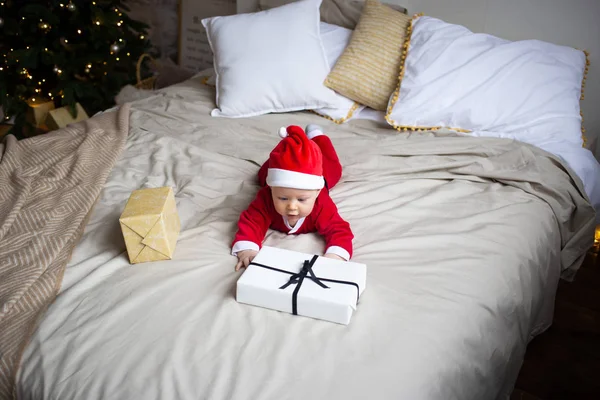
[0,105,130,400]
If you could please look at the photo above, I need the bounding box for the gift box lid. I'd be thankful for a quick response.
[120,187,174,235]
[119,186,180,260]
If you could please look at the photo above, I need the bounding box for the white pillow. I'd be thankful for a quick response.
[202,0,341,118]
[312,22,365,122]
[386,16,587,146]
[202,21,364,123]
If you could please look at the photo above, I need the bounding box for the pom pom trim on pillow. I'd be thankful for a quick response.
[384,13,470,134]
[580,50,590,147]
[384,14,590,147]
[310,102,362,124]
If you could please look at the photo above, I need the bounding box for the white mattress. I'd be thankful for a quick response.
[17,78,596,400]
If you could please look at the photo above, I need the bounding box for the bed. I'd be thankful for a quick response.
[0,74,592,399]
[2,0,600,399]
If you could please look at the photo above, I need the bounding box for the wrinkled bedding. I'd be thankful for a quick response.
[16,77,596,400]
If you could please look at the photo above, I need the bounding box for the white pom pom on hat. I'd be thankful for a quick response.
[278,126,288,138]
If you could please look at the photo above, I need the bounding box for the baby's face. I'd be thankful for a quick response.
[271,187,320,225]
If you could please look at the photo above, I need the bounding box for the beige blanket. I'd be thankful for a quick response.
[15,79,598,400]
[0,105,130,400]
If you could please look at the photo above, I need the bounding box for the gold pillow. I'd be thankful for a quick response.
[324,0,411,111]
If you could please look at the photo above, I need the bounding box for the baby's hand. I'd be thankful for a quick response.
[236,250,258,271]
[324,253,345,261]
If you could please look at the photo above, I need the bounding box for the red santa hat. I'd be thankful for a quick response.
[266,125,324,190]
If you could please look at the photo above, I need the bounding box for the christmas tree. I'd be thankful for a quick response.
[0,0,152,137]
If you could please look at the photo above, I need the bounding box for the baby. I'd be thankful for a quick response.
[232,124,354,270]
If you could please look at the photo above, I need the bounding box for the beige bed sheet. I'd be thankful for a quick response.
[17,77,596,400]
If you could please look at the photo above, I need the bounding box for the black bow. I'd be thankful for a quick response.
[279,255,330,290]
[277,255,329,315]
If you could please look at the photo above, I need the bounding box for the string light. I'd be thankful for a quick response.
[3,2,149,129]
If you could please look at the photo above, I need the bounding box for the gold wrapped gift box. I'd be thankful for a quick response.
[119,187,181,264]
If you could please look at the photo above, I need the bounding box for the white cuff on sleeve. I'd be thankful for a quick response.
[325,246,350,261]
[232,241,260,256]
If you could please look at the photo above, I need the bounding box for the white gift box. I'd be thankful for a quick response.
[236,246,367,325]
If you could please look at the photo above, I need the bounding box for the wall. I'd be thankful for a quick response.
[238,0,600,158]
[127,0,179,61]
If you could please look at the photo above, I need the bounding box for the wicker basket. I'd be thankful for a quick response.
[135,53,158,90]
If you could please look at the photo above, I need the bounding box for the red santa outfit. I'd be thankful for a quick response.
[232,124,354,260]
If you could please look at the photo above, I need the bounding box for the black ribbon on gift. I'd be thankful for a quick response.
[249,255,361,316]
